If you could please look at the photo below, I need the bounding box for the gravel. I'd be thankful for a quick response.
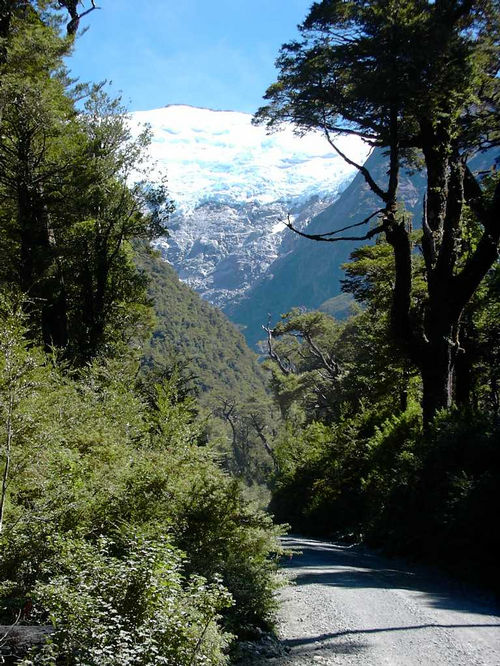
[242,535,500,665]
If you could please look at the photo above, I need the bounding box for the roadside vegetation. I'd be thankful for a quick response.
[263,241,499,587]
[0,0,499,662]
[254,0,499,591]
[0,4,282,663]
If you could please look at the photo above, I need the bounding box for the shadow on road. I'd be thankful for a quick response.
[282,622,500,649]
[285,639,371,658]
[281,536,500,619]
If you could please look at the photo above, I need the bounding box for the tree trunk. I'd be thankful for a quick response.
[420,337,455,427]
[18,180,68,349]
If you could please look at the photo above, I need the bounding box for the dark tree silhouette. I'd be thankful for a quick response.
[256,0,500,424]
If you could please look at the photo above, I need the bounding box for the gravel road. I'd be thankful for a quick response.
[249,536,500,665]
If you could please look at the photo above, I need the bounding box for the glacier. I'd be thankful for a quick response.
[129,105,372,307]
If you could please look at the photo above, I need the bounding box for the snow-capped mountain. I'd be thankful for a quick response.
[130,105,371,307]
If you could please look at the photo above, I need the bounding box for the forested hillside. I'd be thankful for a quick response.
[0,4,281,663]
[137,247,277,485]
[138,248,268,402]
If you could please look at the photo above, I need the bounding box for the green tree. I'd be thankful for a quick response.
[263,309,344,422]
[0,5,172,363]
[0,5,78,347]
[0,0,99,48]
[256,0,500,425]
[59,91,173,362]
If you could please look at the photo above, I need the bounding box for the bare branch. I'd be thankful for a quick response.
[216,398,238,448]
[302,331,341,380]
[285,215,385,243]
[248,412,278,467]
[288,208,385,240]
[421,193,436,273]
[320,115,388,202]
[262,318,295,375]
[0,609,22,647]
[322,125,380,144]
[61,1,100,35]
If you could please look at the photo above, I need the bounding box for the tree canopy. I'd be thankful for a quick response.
[0,2,173,363]
[256,0,500,423]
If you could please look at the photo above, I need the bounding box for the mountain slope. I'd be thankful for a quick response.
[130,105,370,308]
[136,247,269,403]
[225,149,425,347]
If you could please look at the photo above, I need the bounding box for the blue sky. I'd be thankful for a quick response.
[66,0,313,114]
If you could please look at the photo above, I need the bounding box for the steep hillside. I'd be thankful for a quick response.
[136,247,269,404]
[227,149,495,349]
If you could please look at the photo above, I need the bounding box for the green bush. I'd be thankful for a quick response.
[363,408,500,587]
[170,471,284,636]
[361,404,422,547]
[270,415,373,536]
[0,312,284,662]
[22,534,232,666]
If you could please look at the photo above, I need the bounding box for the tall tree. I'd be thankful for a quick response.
[0,2,172,363]
[0,5,78,347]
[58,91,173,362]
[256,0,500,424]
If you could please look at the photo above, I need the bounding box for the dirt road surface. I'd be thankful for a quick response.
[255,536,500,665]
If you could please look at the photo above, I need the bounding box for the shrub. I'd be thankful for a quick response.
[0,321,284,660]
[22,534,232,665]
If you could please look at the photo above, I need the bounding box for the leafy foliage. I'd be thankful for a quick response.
[137,247,277,484]
[25,535,232,666]
[0,307,284,662]
[265,239,500,589]
[0,6,284,663]
[0,6,172,364]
